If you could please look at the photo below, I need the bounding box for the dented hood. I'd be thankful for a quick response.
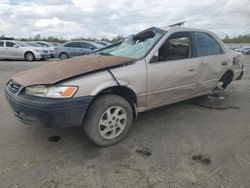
[12,55,133,87]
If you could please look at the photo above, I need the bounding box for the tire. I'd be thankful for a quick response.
[194,91,231,109]
[59,52,69,60]
[83,94,133,147]
[25,52,35,61]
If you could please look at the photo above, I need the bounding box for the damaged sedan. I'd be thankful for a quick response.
[5,25,244,146]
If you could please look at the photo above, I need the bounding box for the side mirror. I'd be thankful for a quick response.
[149,51,159,63]
[150,55,158,63]
[13,45,18,48]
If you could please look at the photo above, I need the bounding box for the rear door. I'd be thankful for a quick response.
[146,32,199,108]
[64,42,82,57]
[193,32,230,93]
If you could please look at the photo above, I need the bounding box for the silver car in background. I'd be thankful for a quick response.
[0,40,50,61]
[34,41,56,57]
[26,42,54,58]
[55,41,104,60]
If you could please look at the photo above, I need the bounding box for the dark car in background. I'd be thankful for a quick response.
[233,47,250,55]
[55,41,104,60]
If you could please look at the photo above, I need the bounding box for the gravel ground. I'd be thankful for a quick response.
[0,56,250,188]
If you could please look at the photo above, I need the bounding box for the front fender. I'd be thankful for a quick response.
[90,80,118,95]
[90,79,136,96]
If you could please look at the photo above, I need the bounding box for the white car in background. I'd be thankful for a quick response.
[0,40,50,61]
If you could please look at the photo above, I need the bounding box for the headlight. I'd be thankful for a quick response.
[25,85,78,98]
[34,49,41,53]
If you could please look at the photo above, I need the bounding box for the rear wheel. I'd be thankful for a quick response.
[59,52,69,60]
[25,52,35,61]
[83,95,133,146]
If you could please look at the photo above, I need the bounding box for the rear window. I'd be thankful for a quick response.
[195,32,223,56]
[0,41,4,47]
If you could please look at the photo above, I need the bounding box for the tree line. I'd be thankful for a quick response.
[222,34,250,43]
[1,33,250,44]
[1,34,124,44]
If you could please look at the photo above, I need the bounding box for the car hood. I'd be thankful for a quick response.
[12,55,134,87]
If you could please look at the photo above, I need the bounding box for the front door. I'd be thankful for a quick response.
[80,42,94,55]
[5,41,21,58]
[146,32,199,108]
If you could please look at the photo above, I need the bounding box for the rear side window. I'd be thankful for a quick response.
[6,42,16,47]
[0,41,4,47]
[64,42,81,48]
[195,32,223,56]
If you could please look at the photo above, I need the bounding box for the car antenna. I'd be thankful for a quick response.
[168,21,186,27]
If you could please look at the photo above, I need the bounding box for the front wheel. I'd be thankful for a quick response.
[83,95,133,146]
[25,52,35,61]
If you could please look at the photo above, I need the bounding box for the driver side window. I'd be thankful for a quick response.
[6,42,16,47]
[158,32,191,62]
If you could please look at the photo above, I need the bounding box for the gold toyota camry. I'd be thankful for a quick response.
[5,25,244,146]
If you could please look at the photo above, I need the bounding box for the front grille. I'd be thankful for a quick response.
[7,80,21,93]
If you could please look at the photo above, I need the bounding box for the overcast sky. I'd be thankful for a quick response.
[0,0,249,39]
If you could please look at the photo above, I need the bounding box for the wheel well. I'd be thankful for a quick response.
[59,52,68,57]
[219,70,234,89]
[24,51,34,57]
[89,86,137,117]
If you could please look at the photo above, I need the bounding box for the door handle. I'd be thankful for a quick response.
[221,61,228,66]
[189,68,195,72]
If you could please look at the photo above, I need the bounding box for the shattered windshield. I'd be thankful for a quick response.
[97,27,165,59]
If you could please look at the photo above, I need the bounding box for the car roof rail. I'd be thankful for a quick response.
[0,37,15,40]
[168,21,186,27]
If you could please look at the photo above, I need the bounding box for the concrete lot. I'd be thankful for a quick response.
[0,56,250,188]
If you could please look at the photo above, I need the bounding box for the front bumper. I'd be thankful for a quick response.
[236,69,244,80]
[34,52,51,59]
[5,84,93,128]
[50,52,56,58]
